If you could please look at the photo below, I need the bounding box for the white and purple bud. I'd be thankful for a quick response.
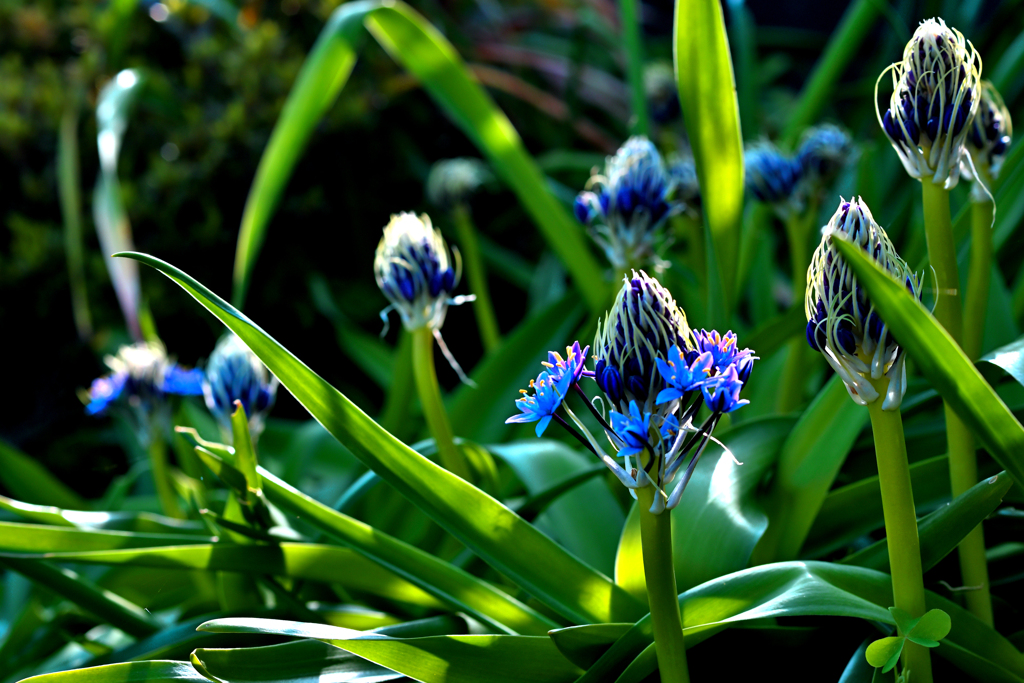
[203,334,279,437]
[797,124,854,189]
[426,158,490,210]
[877,18,981,188]
[963,80,1012,191]
[744,142,803,213]
[805,198,922,410]
[574,137,678,270]
[643,62,680,124]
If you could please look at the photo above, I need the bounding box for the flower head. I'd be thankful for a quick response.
[877,18,981,188]
[593,271,691,413]
[374,213,460,332]
[797,124,854,190]
[805,197,922,409]
[654,346,713,404]
[745,142,803,212]
[964,80,1012,187]
[203,334,279,435]
[506,369,573,437]
[574,137,677,270]
[543,342,590,385]
[86,342,203,417]
[701,365,750,413]
[644,62,680,124]
[693,329,755,378]
[426,158,490,209]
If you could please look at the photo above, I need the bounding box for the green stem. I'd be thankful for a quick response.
[777,206,816,412]
[637,486,690,683]
[619,0,648,136]
[451,204,501,352]
[411,326,471,480]
[380,329,415,440]
[963,198,993,361]
[921,181,993,625]
[148,435,183,519]
[866,395,932,683]
[58,102,92,342]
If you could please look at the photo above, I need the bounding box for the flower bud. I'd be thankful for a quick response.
[574,137,677,270]
[643,62,680,124]
[426,158,489,210]
[374,212,460,332]
[805,198,922,409]
[963,80,1012,189]
[744,142,803,212]
[593,271,691,414]
[797,124,854,189]
[203,334,279,435]
[666,153,702,219]
[877,18,981,188]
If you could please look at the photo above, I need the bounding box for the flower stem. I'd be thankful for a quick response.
[866,395,931,683]
[636,485,690,683]
[921,181,992,625]
[777,205,817,412]
[451,204,501,352]
[411,326,471,480]
[619,0,648,137]
[963,197,993,361]
[380,329,415,441]
[148,434,183,519]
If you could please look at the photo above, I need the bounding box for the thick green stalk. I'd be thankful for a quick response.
[619,0,649,136]
[148,435,183,519]
[866,396,932,683]
[921,181,992,625]
[451,204,501,352]
[380,329,415,440]
[963,198,993,361]
[777,206,816,412]
[411,326,471,480]
[636,486,689,683]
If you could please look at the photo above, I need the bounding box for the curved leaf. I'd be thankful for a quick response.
[0,441,86,510]
[0,521,212,552]
[832,238,1024,490]
[118,251,645,627]
[232,0,604,310]
[17,661,208,683]
[190,639,402,682]
[0,496,207,535]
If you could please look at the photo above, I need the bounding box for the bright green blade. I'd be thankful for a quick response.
[674,0,744,316]
[118,251,645,627]
[842,471,1013,572]
[232,0,605,310]
[832,239,1024,490]
[17,661,208,683]
[196,618,584,683]
[0,521,212,552]
[190,639,403,682]
[0,495,207,534]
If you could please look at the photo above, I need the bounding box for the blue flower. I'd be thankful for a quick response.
[544,342,590,385]
[797,124,853,185]
[655,346,713,404]
[506,370,573,437]
[693,330,754,376]
[701,366,750,414]
[203,334,279,432]
[609,401,653,458]
[744,143,802,205]
[86,343,203,416]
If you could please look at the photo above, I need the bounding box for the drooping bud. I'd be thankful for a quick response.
[805,197,922,409]
[963,80,1012,190]
[203,334,279,436]
[593,270,692,414]
[877,18,981,188]
[744,142,803,213]
[374,213,460,332]
[574,137,677,270]
[426,158,490,210]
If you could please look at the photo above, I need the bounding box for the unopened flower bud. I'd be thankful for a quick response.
[744,142,803,213]
[797,124,854,189]
[805,197,922,409]
[426,158,490,210]
[644,62,680,124]
[203,334,279,436]
[963,80,1012,191]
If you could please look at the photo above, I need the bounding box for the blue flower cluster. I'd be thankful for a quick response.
[745,142,802,204]
[506,273,755,513]
[745,126,853,214]
[203,334,279,434]
[86,343,203,417]
[573,137,677,270]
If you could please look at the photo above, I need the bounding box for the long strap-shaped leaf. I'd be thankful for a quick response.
[231,0,605,311]
[673,0,744,318]
[832,239,1024,490]
[120,251,646,627]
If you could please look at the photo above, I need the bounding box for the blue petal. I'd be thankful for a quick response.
[535,414,553,437]
[505,413,538,425]
[655,387,682,405]
[162,366,205,396]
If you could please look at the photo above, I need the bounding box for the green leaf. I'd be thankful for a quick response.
[229,402,261,494]
[889,606,918,635]
[17,661,208,683]
[936,640,1024,683]
[842,471,1013,573]
[196,618,584,683]
[616,416,793,594]
[546,623,633,670]
[0,440,87,510]
[0,494,206,535]
[674,0,744,314]
[190,639,402,682]
[832,238,1024,490]
[232,0,605,310]
[980,336,1024,387]
[193,446,250,500]
[118,251,645,627]
[907,609,952,647]
[0,521,213,552]
[866,636,905,672]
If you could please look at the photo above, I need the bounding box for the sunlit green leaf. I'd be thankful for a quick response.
[866,636,904,672]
